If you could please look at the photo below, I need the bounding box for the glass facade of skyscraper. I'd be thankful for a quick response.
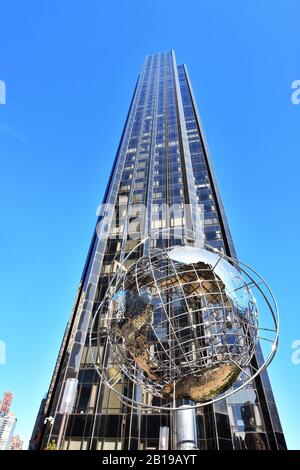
[31,51,286,451]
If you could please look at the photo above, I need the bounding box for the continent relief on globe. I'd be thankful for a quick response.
[110,258,246,403]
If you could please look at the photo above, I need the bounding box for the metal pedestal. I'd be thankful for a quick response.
[173,398,198,450]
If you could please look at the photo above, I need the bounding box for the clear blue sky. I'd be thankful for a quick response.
[0,0,299,450]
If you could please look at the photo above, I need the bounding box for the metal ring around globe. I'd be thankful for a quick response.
[89,228,279,411]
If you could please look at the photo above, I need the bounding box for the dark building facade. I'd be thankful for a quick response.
[31,51,286,450]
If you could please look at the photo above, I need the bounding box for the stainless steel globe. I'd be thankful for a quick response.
[90,234,279,411]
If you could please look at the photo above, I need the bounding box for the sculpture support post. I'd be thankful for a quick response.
[173,398,198,450]
[159,426,169,450]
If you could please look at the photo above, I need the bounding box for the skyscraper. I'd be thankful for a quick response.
[0,392,17,450]
[31,51,286,451]
[0,392,13,416]
[0,414,17,450]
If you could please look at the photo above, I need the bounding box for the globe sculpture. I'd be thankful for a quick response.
[90,234,278,411]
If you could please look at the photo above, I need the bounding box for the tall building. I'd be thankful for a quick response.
[29,397,46,450]
[0,391,20,450]
[32,51,286,450]
[0,413,17,450]
[0,391,13,416]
